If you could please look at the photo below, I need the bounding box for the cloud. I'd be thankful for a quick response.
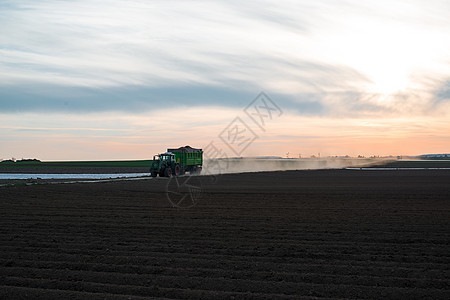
[0,0,449,118]
[0,82,328,116]
[435,80,450,102]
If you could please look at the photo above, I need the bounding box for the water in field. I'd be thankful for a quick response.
[0,173,149,180]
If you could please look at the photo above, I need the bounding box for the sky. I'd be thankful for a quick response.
[1,0,449,160]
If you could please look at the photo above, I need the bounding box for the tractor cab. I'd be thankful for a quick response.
[159,153,175,162]
[151,152,174,163]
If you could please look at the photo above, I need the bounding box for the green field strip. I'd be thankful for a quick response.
[0,160,153,168]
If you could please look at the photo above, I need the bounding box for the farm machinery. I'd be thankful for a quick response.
[150,146,203,177]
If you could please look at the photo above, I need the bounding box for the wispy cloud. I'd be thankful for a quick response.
[1,0,449,115]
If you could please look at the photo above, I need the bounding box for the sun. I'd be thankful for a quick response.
[366,64,409,95]
[316,13,437,97]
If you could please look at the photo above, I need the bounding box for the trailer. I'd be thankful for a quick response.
[150,146,203,177]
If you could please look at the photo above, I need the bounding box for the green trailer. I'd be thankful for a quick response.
[150,146,203,177]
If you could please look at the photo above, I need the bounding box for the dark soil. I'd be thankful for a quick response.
[1,169,450,299]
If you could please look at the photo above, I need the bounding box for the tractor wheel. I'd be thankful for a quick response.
[151,172,158,177]
[164,168,172,177]
[174,164,180,176]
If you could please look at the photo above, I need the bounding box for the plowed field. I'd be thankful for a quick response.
[1,170,449,299]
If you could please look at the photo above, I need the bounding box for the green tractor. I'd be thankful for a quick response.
[150,146,203,177]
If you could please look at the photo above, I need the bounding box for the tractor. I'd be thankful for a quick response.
[150,146,203,177]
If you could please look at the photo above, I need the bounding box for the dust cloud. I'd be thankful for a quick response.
[202,158,391,175]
